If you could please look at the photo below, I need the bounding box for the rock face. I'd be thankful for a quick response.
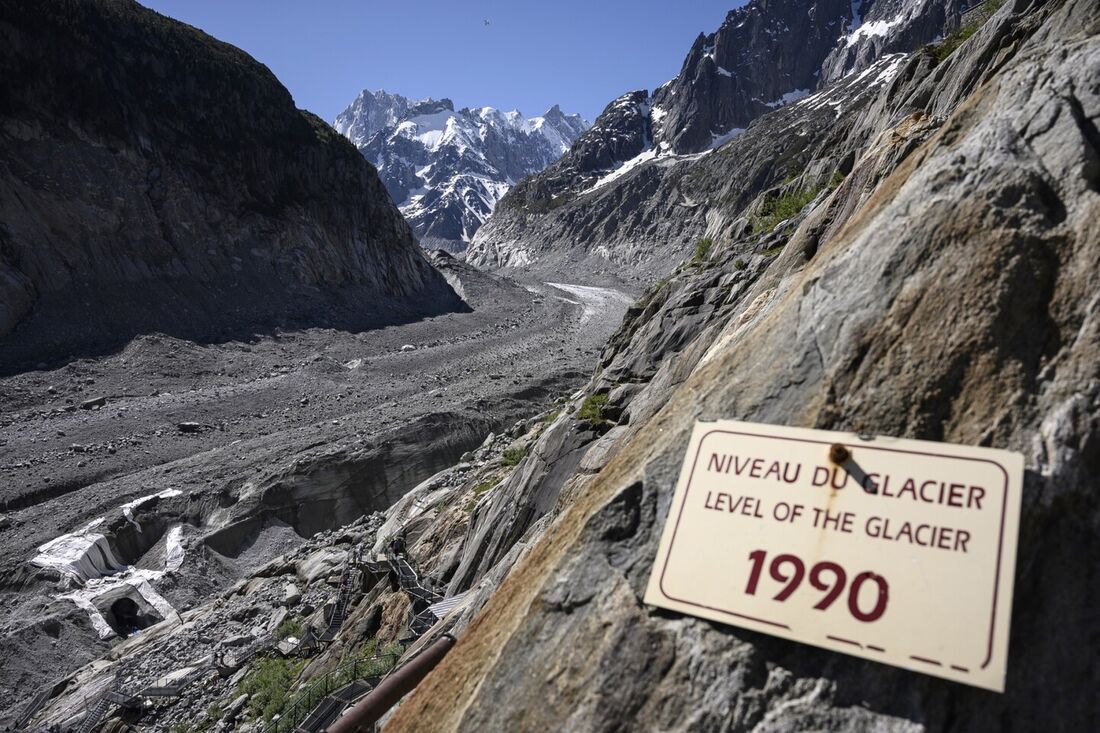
[387,0,1100,729]
[468,50,910,285]
[649,0,853,155]
[819,0,968,83]
[0,0,462,373]
[9,0,1098,730]
[467,0,969,284]
[333,90,588,252]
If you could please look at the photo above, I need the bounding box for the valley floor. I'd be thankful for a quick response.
[0,259,634,721]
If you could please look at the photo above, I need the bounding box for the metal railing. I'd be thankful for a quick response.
[261,651,401,733]
[14,682,56,730]
[75,676,121,733]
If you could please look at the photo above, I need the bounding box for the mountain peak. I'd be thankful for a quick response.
[409,98,454,116]
[335,91,589,250]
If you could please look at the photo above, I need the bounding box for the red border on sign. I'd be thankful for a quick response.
[656,429,1011,671]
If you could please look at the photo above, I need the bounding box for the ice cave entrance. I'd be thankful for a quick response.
[100,590,163,637]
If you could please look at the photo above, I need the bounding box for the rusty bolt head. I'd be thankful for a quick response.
[829,443,850,464]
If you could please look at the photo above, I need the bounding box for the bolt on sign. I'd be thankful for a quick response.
[644,420,1023,691]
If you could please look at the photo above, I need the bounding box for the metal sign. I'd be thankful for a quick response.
[644,420,1023,691]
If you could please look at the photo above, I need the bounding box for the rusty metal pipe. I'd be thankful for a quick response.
[324,634,455,733]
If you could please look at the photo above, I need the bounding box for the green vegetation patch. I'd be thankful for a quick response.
[473,478,498,495]
[578,394,609,422]
[751,185,823,234]
[691,237,714,265]
[340,640,403,680]
[275,616,303,640]
[635,275,673,310]
[240,656,306,722]
[929,0,1002,61]
[501,446,528,467]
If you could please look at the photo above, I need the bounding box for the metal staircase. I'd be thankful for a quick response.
[383,548,443,641]
[14,682,55,731]
[318,563,358,643]
[293,679,372,733]
[139,665,207,698]
[261,652,399,733]
[75,678,121,733]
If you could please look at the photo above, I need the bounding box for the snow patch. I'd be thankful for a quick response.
[846,16,904,46]
[165,525,185,572]
[765,89,811,108]
[546,283,634,326]
[709,127,746,150]
[794,54,908,117]
[579,148,658,195]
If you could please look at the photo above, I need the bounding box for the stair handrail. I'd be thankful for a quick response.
[75,675,120,733]
[14,680,57,730]
[260,649,402,733]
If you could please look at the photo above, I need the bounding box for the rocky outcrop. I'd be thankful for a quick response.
[819,0,967,83]
[333,90,588,251]
[468,0,971,284]
[390,0,1100,729]
[649,0,853,154]
[469,50,911,286]
[0,0,462,373]
[8,0,1098,730]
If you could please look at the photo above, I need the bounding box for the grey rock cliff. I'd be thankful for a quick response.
[0,0,462,372]
[468,0,972,284]
[649,0,853,155]
[391,0,1100,729]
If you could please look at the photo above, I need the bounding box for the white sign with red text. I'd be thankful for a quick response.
[644,420,1023,691]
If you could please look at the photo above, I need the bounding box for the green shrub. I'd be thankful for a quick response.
[635,275,672,309]
[542,408,562,425]
[691,237,714,264]
[751,186,823,234]
[578,394,609,422]
[473,479,498,495]
[501,446,527,467]
[239,656,305,722]
[734,258,747,271]
[828,170,846,190]
[345,642,401,679]
[928,0,1002,61]
[762,244,786,257]
[275,616,303,640]
[265,640,404,731]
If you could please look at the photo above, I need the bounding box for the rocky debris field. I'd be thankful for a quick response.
[0,255,633,728]
[19,409,575,733]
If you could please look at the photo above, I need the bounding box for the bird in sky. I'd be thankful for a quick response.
[483,19,491,26]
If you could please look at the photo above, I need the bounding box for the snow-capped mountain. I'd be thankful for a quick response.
[469,0,973,280]
[334,91,588,251]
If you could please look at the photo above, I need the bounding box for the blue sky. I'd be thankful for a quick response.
[140,0,744,124]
